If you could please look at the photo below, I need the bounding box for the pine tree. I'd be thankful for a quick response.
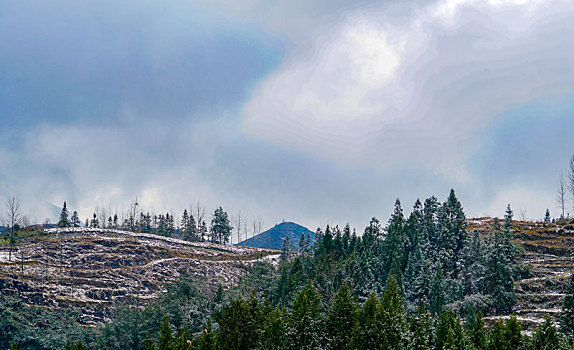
[532,315,560,350]
[487,321,506,350]
[286,282,323,350]
[57,201,71,228]
[545,209,551,223]
[378,274,409,350]
[89,213,99,228]
[281,236,292,262]
[181,209,197,241]
[214,295,265,349]
[158,314,173,350]
[144,332,155,350]
[260,307,287,350]
[350,292,380,349]
[210,207,232,243]
[325,280,358,350]
[409,302,434,350]
[434,309,467,350]
[561,273,574,339]
[429,263,445,315]
[484,218,515,314]
[71,211,80,227]
[468,309,486,350]
[504,315,523,350]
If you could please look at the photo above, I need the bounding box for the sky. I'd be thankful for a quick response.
[1,0,574,232]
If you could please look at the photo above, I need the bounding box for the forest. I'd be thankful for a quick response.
[2,190,574,349]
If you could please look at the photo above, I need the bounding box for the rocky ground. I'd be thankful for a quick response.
[469,218,574,334]
[0,228,279,325]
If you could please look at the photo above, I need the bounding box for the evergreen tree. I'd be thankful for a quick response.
[210,207,232,243]
[281,236,292,262]
[378,274,409,350]
[350,292,380,349]
[434,309,467,350]
[545,209,551,223]
[214,296,265,349]
[324,280,358,350]
[286,282,323,350]
[487,321,506,350]
[260,307,287,350]
[504,315,523,350]
[143,332,155,350]
[532,315,560,350]
[562,272,574,339]
[429,263,445,315]
[89,213,99,228]
[181,209,197,241]
[409,302,434,350]
[467,310,487,350]
[58,201,71,228]
[71,211,80,228]
[158,314,173,350]
[484,219,515,314]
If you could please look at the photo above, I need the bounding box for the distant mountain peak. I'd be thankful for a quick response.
[238,221,315,250]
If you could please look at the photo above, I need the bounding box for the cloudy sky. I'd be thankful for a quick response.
[1,0,574,231]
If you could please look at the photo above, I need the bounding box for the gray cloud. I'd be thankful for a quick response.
[2,0,574,230]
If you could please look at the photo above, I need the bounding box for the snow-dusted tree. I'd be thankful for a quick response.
[181,209,197,241]
[562,272,574,339]
[378,274,409,350]
[544,209,551,223]
[286,282,323,350]
[57,201,71,228]
[324,280,358,349]
[209,207,232,244]
[71,211,80,228]
[89,213,99,228]
[409,302,434,350]
[483,219,515,314]
[569,155,574,211]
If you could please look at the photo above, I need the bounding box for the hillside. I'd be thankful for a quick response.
[238,221,315,250]
[468,217,574,333]
[0,228,279,325]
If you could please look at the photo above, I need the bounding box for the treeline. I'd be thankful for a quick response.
[139,276,573,350]
[275,190,524,316]
[56,201,234,244]
[5,190,574,349]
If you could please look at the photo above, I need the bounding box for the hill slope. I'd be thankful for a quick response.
[468,217,574,333]
[238,221,315,250]
[0,228,279,325]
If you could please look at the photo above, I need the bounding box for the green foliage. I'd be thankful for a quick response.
[562,273,574,339]
[210,207,232,243]
[532,315,560,350]
[379,274,409,350]
[410,303,434,350]
[214,295,267,349]
[286,282,323,350]
[324,280,358,349]
[434,309,467,350]
[158,314,173,350]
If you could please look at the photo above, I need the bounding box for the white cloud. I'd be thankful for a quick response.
[241,0,574,183]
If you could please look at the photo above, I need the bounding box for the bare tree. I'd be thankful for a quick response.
[517,208,527,222]
[253,217,263,248]
[234,211,243,246]
[557,171,568,220]
[5,197,21,262]
[193,201,206,238]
